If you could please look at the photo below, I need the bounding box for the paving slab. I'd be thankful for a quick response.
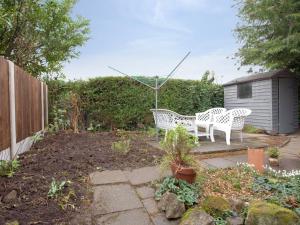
[93,184,142,215]
[201,158,236,169]
[89,170,128,185]
[142,198,159,215]
[96,208,152,225]
[223,154,247,163]
[279,154,300,171]
[126,166,171,186]
[151,213,180,225]
[136,186,155,199]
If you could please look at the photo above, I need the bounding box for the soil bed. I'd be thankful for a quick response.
[0,131,163,224]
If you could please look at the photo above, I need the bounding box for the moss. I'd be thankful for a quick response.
[201,196,230,218]
[246,201,300,225]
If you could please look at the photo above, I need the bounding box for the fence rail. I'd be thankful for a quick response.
[0,57,48,160]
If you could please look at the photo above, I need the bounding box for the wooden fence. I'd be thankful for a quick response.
[0,57,48,160]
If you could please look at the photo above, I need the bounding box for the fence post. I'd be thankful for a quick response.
[8,60,16,160]
[41,82,44,131]
[45,85,48,127]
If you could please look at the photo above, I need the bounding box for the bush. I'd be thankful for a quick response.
[267,147,280,159]
[47,77,224,130]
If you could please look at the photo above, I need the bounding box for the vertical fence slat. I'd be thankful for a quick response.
[0,58,10,151]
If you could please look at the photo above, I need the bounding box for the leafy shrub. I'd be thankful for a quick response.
[267,147,280,159]
[155,176,199,206]
[111,139,131,155]
[47,77,224,130]
[0,159,20,177]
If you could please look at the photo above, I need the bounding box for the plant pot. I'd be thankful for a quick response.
[171,162,196,184]
[269,157,279,167]
[247,148,265,173]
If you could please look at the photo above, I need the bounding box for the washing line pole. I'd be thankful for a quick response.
[155,76,159,141]
[108,51,191,141]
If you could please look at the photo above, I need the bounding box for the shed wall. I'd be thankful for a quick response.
[224,79,273,131]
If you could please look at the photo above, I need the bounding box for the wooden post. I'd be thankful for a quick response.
[41,82,44,130]
[8,60,16,160]
[45,85,48,126]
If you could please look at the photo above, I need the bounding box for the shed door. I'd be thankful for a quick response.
[279,78,294,133]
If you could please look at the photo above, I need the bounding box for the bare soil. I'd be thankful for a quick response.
[0,131,163,224]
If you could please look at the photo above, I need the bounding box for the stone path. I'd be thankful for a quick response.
[89,166,179,225]
[279,132,300,171]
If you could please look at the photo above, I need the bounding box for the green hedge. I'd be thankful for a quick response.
[47,77,224,130]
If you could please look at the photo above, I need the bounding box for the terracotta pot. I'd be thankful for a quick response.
[171,162,196,184]
[247,148,265,173]
[269,157,279,167]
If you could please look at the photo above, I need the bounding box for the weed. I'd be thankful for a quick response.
[48,178,71,198]
[243,124,263,134]
[267,147,280,159]
[111,139,131,155]
[0,159,20,177]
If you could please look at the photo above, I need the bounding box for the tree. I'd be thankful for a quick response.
[234,0,300,73]
[0,0,89,78]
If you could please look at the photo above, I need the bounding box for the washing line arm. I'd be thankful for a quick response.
[159,51,191,88]
[107,66,156,90]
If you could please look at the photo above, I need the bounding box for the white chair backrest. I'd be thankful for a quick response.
[196,108,226,122]
[210,107,227,115]
[228,108,252,130]
[150,109,195,132]
[150,109,175,130]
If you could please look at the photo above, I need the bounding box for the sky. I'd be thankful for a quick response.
[63,0,252,84]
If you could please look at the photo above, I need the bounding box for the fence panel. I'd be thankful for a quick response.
[0,58,10,150]
[15,65,43,142]
[0,58,47,160]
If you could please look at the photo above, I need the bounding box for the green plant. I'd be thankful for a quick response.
[214,217,227,225]
[267,147,280,159]
[243,124,263,134]
[0,159,20,177]
[159,125,198,170]
[87,122,101,132]
[155,176,199,206]
[48,76,224,130]
[111,139,131,155]
[32,132,44,144]
[48,106,70,133]
[48,178,71,198]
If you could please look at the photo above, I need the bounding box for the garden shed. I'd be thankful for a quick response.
[223,69,299,134]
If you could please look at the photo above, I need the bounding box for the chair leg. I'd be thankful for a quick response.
[205,125,210,139]
[210,127,215,142]
[226,130,231,145]
[240,131,243,143]
[194,126,199,144]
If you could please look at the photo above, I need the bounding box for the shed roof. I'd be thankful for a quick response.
[223,69,296,87]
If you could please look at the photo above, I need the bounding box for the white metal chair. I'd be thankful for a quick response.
[150,109,196,133]
[195,108,227,139]
[210,108,252,145]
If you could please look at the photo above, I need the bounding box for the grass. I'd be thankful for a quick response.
[243,124,264,134]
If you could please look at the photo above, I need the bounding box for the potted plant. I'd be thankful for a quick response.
[160,125,198,183]
[267,147,280,166]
